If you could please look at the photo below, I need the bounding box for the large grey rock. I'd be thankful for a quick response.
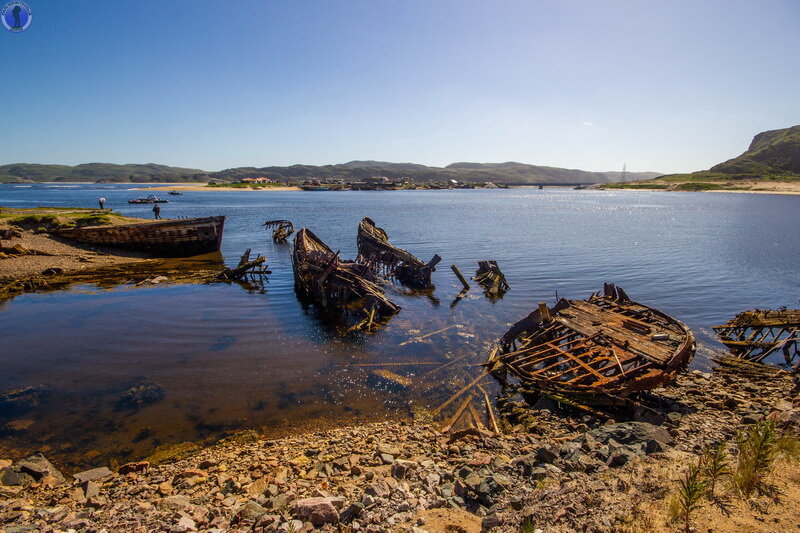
[1,454,64,486]
[585,422,673,451]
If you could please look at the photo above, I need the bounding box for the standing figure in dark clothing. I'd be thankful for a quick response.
[98,197,105,209]
[153,204,161,220]
[12,5,21,28]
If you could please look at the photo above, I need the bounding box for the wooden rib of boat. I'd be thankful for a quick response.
[263,220,294,243]
[55,216,225,257]
[713,309,799,365]
[356,217,441,288]
[292,227,400,316]
[486,283,696,405]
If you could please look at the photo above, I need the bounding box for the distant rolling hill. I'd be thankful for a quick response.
[208,161,661,185]
[0,163,207,183]
[1,160,661,185]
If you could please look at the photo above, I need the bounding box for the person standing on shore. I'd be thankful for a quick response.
[98,197,105,209]
[153,204,161,220]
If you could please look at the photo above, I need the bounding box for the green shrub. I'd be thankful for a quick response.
[702,442,730,498]
[734,420,777,496]
[669,461,707,533]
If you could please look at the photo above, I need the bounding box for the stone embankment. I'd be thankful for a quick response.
[1,364,798,532]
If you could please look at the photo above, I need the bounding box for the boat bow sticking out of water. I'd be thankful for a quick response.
[292,227,400,317]
[56,216,225,257]
[486,283,696,405]
[357,217,441,288]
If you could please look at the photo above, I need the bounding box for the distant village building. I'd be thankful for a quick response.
[240,177,273,184]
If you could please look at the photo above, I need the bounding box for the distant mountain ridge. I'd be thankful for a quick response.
[208,161,660,184]
[0,163,207,183]
[0,160,661,185]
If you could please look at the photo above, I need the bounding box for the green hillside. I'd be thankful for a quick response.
[655,125,800,183]
[209,161,660,185]
[0,163,207,183]
[1,160,661,185]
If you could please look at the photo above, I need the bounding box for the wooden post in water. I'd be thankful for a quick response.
[451,265,470,291]
[539,302,551,323]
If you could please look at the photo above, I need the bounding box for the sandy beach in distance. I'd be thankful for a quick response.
[132,184,302,192]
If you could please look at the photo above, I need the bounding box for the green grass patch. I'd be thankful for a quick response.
[673,182,723,192]
[602,182,668,190]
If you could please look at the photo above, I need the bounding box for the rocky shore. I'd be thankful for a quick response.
[0,209,151,283]
[2,356,798,533]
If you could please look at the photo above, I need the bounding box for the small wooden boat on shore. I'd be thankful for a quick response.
[486,283,696,406]
[56,216,225,257]
[292,227,399,317]
[357,217,440,288]
[128,195,169,204]
[713,309,799,365]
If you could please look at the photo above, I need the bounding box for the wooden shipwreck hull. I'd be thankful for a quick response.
[487,283,696,405]
[55,216,225,257]
[356,217,440,287]
[263,220,294,243]
[292,227,400,316]
[713,309,799,365]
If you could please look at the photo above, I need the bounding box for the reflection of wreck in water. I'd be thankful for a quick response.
[713,309,799,366]
[357,217,440,288]
[291,227,400,320]
[486,283,696,407]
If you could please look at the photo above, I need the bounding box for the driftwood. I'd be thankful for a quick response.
[292,228,399,317]
[215,249,270,281]
[713,309,800,365]
[399,324,459,346]
[357,217,440,287]
[487,283,696,407]
[474,260,509,299]
[451,265,470,291]
[441,395,475,433]
[264,220,294,243]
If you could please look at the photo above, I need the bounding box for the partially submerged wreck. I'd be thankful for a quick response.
[292,228,400,317]
[56,216,225,257]
[356,217,440,287]
[486,284,696,406]
[713,309,799,365]
[474,260,509,299]
[263,220,294,243]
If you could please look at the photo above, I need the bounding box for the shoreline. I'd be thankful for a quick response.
[1,356,798,532]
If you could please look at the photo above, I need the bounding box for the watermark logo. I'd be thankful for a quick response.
[2,1,32,33]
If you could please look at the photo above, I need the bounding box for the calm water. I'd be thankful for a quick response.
[1,184,798,468]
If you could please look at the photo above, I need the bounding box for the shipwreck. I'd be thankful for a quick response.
[356,217,441,288]
[56,216,225,257]
[486,283,696,406]
[713,308,799,365]
[263,220,294,243]
[292,227,400,317]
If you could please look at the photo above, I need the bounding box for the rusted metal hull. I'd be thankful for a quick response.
[356,217,440,288]
[55,216,225,257]
[292,227,400,316]
[713,309,799,365]
[487,283,696,405]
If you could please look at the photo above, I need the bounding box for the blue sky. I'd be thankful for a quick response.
[2,0,799,173]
